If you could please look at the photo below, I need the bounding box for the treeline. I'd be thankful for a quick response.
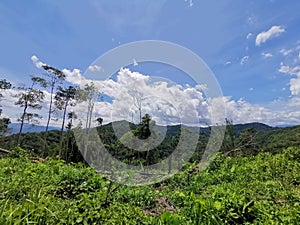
[1,111,300,169]
[0,64,103,160]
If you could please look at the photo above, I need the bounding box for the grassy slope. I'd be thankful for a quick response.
[0,147,300,224]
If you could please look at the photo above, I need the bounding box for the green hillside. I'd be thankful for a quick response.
[1,123,300,224]
[0,146,299,224]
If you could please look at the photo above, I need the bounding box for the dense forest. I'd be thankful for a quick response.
[1,71,300,224]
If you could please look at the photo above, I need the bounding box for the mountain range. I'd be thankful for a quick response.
[7,121,277,136]
[7,123,59,135]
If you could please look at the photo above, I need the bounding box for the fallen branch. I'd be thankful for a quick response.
[0,148,10,154]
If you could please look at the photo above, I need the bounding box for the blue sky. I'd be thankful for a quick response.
[1,0,300,126]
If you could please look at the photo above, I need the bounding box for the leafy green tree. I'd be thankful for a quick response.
[134,113,151,139]
[132,114,154,166]
[0,79,12,135]
[0,79,12,99]
[221,118,236,153]
[65,111,77,162]
[96,117,103,126]
[237,127,260,156]
[54,85,77,156]
[0,117,10,136]
[14,77,45,145]
[66,111,77,130]
[224,127,260,157]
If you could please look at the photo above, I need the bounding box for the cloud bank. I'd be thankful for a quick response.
[256,25,285,46]
[7,55,296,128]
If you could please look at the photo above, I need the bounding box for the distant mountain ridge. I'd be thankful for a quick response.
[7,123,59,135]
[101,121,277,138]
[6,121,277,136]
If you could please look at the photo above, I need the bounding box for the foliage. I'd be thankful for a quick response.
[0,79,12,135]
[0,146,299,224]
[14,77,46,145]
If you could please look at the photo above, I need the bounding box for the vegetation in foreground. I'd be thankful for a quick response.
[0,146,299,224]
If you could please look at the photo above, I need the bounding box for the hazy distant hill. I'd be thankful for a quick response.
[231,122,276,135]
[7,123,59,135]
[6,121,277,136]
[101,121,276,137]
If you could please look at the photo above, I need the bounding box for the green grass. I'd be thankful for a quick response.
[0,147,299,224]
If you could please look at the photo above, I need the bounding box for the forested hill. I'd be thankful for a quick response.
[7,121,275,136]
[1,121,299,160]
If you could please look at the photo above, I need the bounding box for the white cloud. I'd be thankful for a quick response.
[31,55,45,68]
[21,58,300,127]
[184,0,194,7]
[246,33,252,39]
[99,68,209,126]
[280,48,293,56]
[225,61,232,65]
[262,52,273,58]
[279,64,300,75]
[133,58,138,67]
[278,63,300,96]
[240,56,249,65]
[255,25,285,46]
[88,65,102,72]
[280,45,300,56]
[290,76,300,96]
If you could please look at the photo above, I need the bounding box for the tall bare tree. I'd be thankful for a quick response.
[76,83,101,160]
[77,82,100,129]
[14,77,45,145]
[129,89,144,123]
[41,65,65,150]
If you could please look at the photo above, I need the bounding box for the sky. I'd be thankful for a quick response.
[1,0,300,127]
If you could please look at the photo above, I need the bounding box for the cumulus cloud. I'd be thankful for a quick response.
[290,77,300,96]
[71,68,300,127]
[88,65,102,72]
[21,58,300,127]
[279,63,300,96]
[279,63,300,75]
[261,52,273,58]
[31,55,45,68]
[98,68,209,126]
[255,25,285,46]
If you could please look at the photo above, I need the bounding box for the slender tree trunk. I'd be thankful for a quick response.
[88,102,94,129]
[43,83,54,153]
[84,100,94,161]
[85,99,91,129]
[17,103,27,146]
[168,153,172,174]
[59,100,68,158]
[139,107,142,124]
[66,117,73,163]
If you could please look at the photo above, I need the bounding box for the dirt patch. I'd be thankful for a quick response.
[143,196,176,216]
